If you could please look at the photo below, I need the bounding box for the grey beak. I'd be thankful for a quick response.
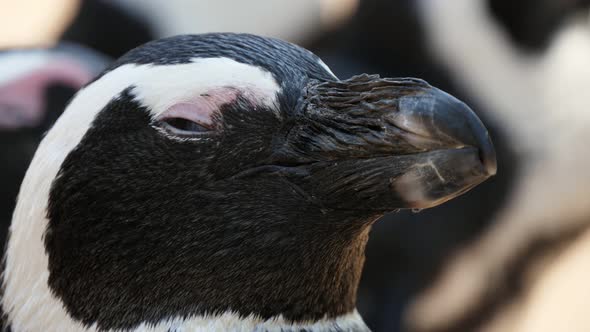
[392,87,497,176]
[293,74,497,211]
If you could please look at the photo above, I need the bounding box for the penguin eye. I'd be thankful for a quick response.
[156,117,212,137]
[153,101,217,138]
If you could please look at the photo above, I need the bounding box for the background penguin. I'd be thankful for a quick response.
[1,33,495,331]
[61,0,154,59]
[59,0,340,59]
[0,44,109,246]
[403,1,590,331]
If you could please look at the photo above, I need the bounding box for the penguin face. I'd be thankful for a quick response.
[3,34,495,331]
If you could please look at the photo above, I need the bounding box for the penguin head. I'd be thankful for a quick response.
[3,33,495,331]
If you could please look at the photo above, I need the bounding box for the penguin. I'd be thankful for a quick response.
[1,33,495,331]
[0,44,109,248]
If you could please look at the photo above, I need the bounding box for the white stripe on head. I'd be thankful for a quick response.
[2,57,281,331]
[132,57,281,119]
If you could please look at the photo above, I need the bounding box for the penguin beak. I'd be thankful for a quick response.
[392,88,497,176]
[383,87,496,209]
[282,75,497,211]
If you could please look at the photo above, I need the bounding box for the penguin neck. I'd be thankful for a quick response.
[157,215,375,328]
[142,216,375,332]
[4,195,376,331]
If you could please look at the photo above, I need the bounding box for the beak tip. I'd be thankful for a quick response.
[454,97,497,177]
[478,136,497,176]
[482,152,498,176]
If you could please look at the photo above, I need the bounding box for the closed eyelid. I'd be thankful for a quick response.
[158,101,216,127]
[156,87,242,126]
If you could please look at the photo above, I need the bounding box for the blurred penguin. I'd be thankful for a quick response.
[61,0,154,58]
[0,44,109,246]
[60,0,336,59]
[404,1,590,331]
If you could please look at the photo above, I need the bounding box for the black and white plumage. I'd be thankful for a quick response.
[1,33,495,331]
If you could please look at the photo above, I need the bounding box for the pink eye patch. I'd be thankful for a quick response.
[156,86,269,128]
